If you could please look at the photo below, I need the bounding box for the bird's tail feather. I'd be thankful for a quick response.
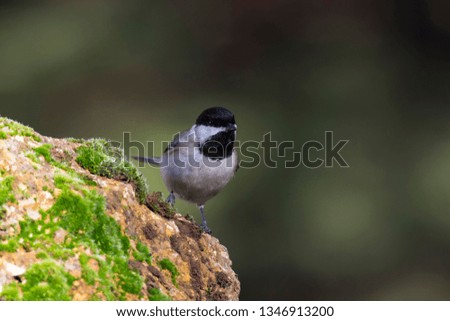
[132,156,162,166]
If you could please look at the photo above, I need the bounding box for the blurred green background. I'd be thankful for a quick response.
[1,0,449,300]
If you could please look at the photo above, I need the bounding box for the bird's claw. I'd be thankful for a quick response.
[166,192,175,207]
[200,223,212,235]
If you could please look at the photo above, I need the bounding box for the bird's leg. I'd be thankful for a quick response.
[198,204,212,234]
[166,191,175,207]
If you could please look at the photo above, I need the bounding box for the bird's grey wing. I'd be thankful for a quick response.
[133,128,197,166]
[164,128,199,153]
[163,132,181,153]
[132,156,163,166]
[132,130,190,165]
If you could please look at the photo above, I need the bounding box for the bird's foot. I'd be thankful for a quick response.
[198,204,212,234]
[166,192,175,207]
[200,223,212,235]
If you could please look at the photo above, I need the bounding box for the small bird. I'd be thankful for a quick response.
[133,107,239,234]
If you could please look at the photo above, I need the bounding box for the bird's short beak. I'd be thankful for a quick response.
[227,124,238,132]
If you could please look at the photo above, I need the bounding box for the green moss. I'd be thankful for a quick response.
[80,254,143,300]
[0,260,75,300]
[0,131,6,139]
[33,144,71,172]
[76,139,148,203]
[96,257,118,300]
[50,188,141,296]
[57,172,97,189]
[26,152,40,164]
[158,258,179,287]
[113,257,143,295]
[53,173,90,190]
[1,185,144,300]
[36,252,49,260]
[145,192,176,218]
[76,140,110,175]
[33,144,53,163]
[51,172,142,298]
[21,260,74,301]
[81,176,97,186]
[184,213,195,222]
[133,242,152,264]
[74,252,121,300]
[67,137,86,144]
[0,283,20,300]
[0,175,15,206]
[0,175,15,219]
[0,239,19,252]
[148,288,171,301]
[18,213,62,255]
[20,189,30,199]
[79,253,97,286]
[48,189,129,257]
[0,132,150,300]
[0,117,41,142]
[54,175,74,189]
[30,143,97,188]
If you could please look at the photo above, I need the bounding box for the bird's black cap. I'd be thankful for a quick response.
[195,107,236,128]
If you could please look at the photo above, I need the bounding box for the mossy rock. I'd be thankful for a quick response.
[0,117,240,301]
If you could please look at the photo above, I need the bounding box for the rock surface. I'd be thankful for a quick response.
[0,117,240,301]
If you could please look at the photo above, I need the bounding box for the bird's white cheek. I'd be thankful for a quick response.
[195,125,226,143]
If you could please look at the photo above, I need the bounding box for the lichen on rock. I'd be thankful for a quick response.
[0,117,240,301]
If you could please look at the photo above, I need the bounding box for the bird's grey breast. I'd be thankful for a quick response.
[161,145,237,204]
